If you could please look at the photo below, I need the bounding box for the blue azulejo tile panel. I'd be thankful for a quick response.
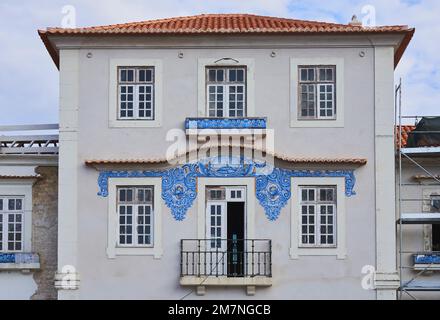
[0,253,39,264]
[185,118,267,130]
[97,157,358,222]
[414,254,440,264]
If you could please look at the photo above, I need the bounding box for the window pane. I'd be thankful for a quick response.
[208,69,216,82]
[299,84,315,117]
[120,69,135,82]
[8,199,15,211]
[120,69,127,82]
[16,199,22,211]
[126,189,133,202]
[237,69,244,82]
[300,69,308,81]
[318,84,334,118]
[229,69,236,82]
[208,85,224,118]
[217,69,224,82]
[139,69,153,82]
[299,68,314,82]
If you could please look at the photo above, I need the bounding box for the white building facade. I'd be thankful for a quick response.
[38,14,414,300]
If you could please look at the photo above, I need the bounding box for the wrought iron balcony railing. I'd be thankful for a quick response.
[180,239,272,278]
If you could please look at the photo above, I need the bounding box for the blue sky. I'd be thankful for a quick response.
[0,0,438,125]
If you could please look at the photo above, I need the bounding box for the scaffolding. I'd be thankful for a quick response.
[396,79,440,300]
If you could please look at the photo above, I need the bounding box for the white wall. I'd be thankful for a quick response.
[0,272,37,300]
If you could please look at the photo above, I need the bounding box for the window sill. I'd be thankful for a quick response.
[290,119,344,128]
[290,247,347,260]
[109,120,162,128]
[107,247,163,259]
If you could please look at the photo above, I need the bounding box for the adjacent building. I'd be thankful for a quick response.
[0,126,58,299]
[397,118,440,299]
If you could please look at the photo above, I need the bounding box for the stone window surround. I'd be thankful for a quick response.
[106,177,163,259]
[0,180,36,271]
[109,59,163,128]
[198,58,255,118]
[290,177,347,259]
[290,57,345,128]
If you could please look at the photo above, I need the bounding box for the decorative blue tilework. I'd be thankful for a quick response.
[414,254,440,264]
[0,253,39,264]
[185,118,267,130]
[97,158,357,221]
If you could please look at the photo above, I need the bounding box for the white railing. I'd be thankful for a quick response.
[0,124,59,155]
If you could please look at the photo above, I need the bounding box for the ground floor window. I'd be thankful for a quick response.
[107,178,162,259]
[0,197,24,252]
[117,186,154,247]
[290,177,346,259]
[299,186,337,247]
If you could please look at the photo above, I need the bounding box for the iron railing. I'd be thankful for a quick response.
[180,239,272,278]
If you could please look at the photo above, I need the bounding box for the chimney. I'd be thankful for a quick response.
[349,15,362,27]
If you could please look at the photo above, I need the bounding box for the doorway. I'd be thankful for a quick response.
[206,186,246,277]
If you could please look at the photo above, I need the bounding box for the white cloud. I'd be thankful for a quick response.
[0,0,438,125]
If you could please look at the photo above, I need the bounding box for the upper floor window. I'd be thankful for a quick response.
[206,67,247,118]
[118,67,155,120]
[0,197,24,252]
[299,186,337,248]
[117,186,154,247]
[298,66,336,120]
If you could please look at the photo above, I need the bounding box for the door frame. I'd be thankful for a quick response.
[205,201,227,251]
[197,178,256,243]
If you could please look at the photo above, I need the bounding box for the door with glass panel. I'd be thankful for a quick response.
[205,186,246,277]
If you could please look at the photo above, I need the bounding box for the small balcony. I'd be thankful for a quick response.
[0,253,40,271]
[185,118,267,136]
[180,239,272,292]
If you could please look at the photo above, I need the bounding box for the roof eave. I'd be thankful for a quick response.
[39,28,415,71]
[38,30,60,69]
[394,28,415,69]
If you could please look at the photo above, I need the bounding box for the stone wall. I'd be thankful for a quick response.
[31,166,58,300]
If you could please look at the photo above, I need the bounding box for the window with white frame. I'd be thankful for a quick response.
[299,186,337,247]
[298,66,336,119]
[0,197,24,252]
[206,67,247,118]
[117,186,154,247]
[118,67,155,120]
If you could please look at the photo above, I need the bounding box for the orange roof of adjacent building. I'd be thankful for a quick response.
[396,125,416,148]
[39,13,414,68]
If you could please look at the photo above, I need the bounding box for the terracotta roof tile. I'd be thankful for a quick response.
[413,175,440,180]
[39,13,414,68]
[85,143,367,166]
[85,158,367,166]
[396,125,416,148]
